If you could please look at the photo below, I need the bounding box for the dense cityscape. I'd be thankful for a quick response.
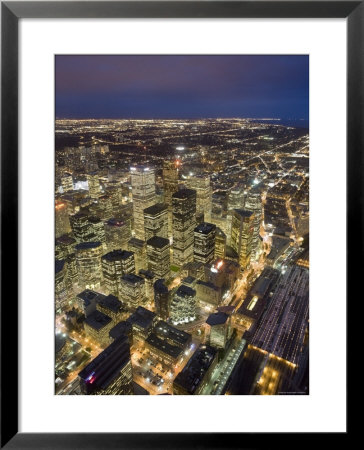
[55,117,309,396]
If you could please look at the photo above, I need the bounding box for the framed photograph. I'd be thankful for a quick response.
[1,1,355,447]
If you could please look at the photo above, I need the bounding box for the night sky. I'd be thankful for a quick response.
[56,55,309,120]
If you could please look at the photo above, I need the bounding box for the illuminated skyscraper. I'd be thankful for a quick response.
[119,273,146,310]
[130,166,156,240]
[194,222,216,265]
[186,174,212,223]
[226,185,245,243]
[101,250,135,296]
[55,200,71,238]
[61,174,73,193]
[146,236,171,279]
[163,159,180,236]
[230,209,255,270]
[105,218,131,252]
[127,237,147,272]
[154,279,170,320]
[143,203,168,241]
[214,227,227,260]
[170,285,196,325]
[172,189,197,267]
[69,213,92,243]
[245,188,263,260]
[86,172,101,199]
[75,241,103,290]
[88,216,106,249]
[78,335,133,395]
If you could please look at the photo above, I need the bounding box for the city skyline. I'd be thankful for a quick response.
[55,55,309,396]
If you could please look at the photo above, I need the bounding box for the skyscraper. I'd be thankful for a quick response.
[146,236,171,279]
[127,237,147,272]
[119,273,146,310]
[172,189,197,267]
[69,213,92,243]
[163,159,180,236]
[170,284,196,325]
[245,188,263,261]
[226,185,245,243]
[75,241,103,290]
[230,209,255,270]
[86,172,101,199]
[55,200,71,238]
[130,166,156,240]
[78,335,133,395]
[214,227,227,260]
[105,218,131,252]
[194,222,216,265]
[186,174,212,223]
[143,203,168,241]
[101,250,135,296]
[153,279,170,320]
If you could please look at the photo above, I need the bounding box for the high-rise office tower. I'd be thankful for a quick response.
[55,200,71,238]
[75,241,103,290]
[172,189,197,267]
[55,235,78,287]
[214,227,227,260]
[206,312,231,349]
[153,279,170,320]
[143,203,168,241]
[105,218,131,252]
[86,172,101,199]
[101,250,135,296]
[163,159,179,236]
[146,236,171,279]
[61,174,73,193]
[130,166,156,240]
[226,185,245,243]
[170,285,196,325]
[186,174,212,223]
[88,216,106,248]
[127,237,147,272]
[69,213,92,243]
[230,209,255,270]
[245,188,263,261]
[78,335,133,395]
[194,222,216,265]
[119,273,146,310]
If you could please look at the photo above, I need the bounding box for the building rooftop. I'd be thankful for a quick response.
[84,310,112,331]
[138,269,155,280]
[176,285,196,298]
[102,250,134,262]
[120,273,144,285]
[174,345,217,394]
[194,222,216,234]
[75,241,101,251]
[146,333,183,360]
[109,321,132,341]
[196,280,220,292]
[154,279,169,294]
[233,209,254,218]
[206,312,229,326]
[55,259,65,274]
[143,203,167,216]
[172,188,196,200]
[154,320,191,348]
[146,236,170,249]
[98,294,122,314]
[56,235,76,246]
[77,289,105,307]
[105,218,127,228]
[127,306,156,330]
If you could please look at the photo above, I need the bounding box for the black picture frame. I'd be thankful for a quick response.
[1,1,356,448]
